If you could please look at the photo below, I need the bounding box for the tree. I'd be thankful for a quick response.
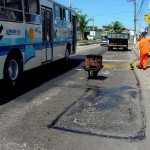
[104,21,126,32]
[86,26,98,31]
[111,21,124,31]
[75,9,93,40]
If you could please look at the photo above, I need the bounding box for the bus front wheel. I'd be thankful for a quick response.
[4,54,22,87]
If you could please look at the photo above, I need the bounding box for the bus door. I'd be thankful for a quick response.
[41,7,52,62]
[72,15,76,54]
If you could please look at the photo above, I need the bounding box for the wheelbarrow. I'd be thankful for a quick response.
[82,55,103,79]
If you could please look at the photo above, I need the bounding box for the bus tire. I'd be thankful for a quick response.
[4,54,22,87]
[64,48,69,61]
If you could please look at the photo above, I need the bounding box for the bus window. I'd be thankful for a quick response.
[46,10,51,41]
[0,7,8,19]
[63,8,67,28]
[0,0,23,21]
[65,10,69,21]
[0,0,4,6]
[24,0,40,24]
[41,8,45,41]
[29,0,39,14]
[24,0,39,14]
[59,7,63,26]
[5,0,22,10]
[54,5,63,27]
[54,5,60,19]
[63,9,66,20]
[70,11,71,22]
[65,9,70,28]
[24,0,29,12]
[59,7,62,20]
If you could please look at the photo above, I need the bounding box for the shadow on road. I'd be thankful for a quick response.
[0,57,85,105]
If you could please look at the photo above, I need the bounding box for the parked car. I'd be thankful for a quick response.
[100,39,108,46]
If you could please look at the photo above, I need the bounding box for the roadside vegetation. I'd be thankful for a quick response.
[75,9,93,41]
[77,39,100,46]
[74,8,130,46]
[104,21,126,32]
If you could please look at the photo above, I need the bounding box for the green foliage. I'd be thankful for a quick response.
[86,26,98,31]
[111,21,124,31]
[75,9,93,40]
[103,21,126,32]
[77,39,100,46]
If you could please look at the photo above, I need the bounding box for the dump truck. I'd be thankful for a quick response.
[107,32,130,51]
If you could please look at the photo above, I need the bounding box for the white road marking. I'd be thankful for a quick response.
[103,59,131,62]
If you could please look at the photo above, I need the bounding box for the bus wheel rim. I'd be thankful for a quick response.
[65,49,69,60]
[8,60,19,81]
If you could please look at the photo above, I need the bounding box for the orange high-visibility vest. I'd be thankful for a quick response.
[138,38,150,54]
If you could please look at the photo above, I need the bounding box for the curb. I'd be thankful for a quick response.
[77,42,100,46]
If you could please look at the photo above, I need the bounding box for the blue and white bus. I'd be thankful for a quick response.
[0,0,77,86]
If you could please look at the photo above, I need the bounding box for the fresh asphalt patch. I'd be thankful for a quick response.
[48,62,146,141]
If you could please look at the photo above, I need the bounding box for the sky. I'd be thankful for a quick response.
[55,0,150,33]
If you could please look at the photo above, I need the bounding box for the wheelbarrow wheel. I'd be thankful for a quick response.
[93,71,98,78]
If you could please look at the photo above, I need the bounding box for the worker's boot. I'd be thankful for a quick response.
[143,60,148,70]
[136,65,142,69]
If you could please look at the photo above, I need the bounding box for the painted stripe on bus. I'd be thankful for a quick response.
[0,41,71,56]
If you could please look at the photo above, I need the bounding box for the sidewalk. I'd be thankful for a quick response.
[132,44,150,149]
[132,43,150,82]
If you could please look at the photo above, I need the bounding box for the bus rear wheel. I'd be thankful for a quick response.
[65,49,69,61]
[4,55,22,87]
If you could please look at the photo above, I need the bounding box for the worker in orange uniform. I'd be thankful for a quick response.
[137,36,150,70]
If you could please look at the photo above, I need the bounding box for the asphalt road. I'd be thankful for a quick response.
[0,43,150,150]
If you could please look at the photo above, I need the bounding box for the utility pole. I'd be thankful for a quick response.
[127,0,136,45]
[92,0,95,39]
[93,17,94,38]
[69,0,71,8]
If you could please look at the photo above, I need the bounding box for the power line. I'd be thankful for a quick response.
[136,0,147,33]
[89,11,133,17]
[137,0,145,18]
[127,0,136,44]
